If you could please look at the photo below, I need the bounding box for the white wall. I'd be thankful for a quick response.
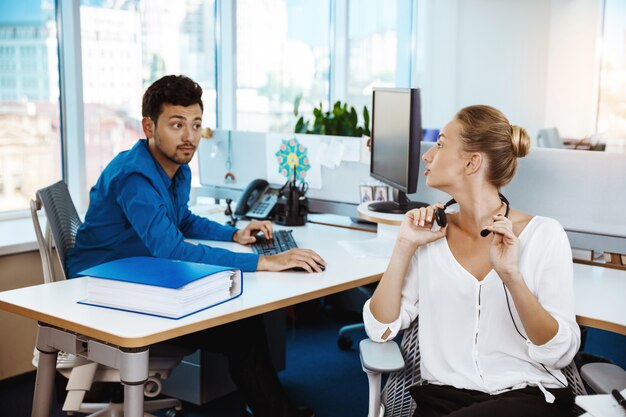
[415,0,603,139]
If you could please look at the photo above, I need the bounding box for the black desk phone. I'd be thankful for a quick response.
[235,179,279,220]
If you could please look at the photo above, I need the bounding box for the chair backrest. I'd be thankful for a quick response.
[563,360,587,415]
[30,181,82,282]
[380,318,587,417]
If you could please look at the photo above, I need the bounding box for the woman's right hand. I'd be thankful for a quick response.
[397,203,447,249]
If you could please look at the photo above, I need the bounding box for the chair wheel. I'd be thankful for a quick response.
[338,335,353,350]
[165,409,184,417]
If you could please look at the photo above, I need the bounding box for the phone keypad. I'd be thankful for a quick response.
[247,194,278,219]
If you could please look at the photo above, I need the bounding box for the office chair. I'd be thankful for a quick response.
[337,285,375,350]
[359,317,589,417]
[537,127,564,149]
[30,180,186,417]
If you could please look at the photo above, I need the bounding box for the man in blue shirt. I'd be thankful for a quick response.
[67,75,318,417]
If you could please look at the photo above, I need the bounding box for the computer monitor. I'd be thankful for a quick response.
[369,88,427,213]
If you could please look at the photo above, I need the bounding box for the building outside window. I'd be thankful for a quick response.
[235,0,330,133]
[0,0,61,213]
[597,0,626,153]
[79,0,217,193]
[346,0,413,113]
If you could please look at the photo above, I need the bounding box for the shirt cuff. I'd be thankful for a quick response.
[234,252,260,272]
[362,299,403,343]
[527,317,579,368]
[215,224,239,241]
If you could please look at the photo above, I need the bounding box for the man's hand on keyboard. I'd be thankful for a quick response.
[257,249,327,273]
[233,220,273,245]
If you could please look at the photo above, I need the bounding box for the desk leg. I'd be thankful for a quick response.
[124,383,146,417]
[31,330,59,417]
[119,347,150,417]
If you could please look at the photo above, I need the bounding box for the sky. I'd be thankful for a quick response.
[0,0,54,24]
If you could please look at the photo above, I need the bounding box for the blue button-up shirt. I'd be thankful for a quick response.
[66,139,259,278]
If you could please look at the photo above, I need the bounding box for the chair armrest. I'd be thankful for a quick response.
[360,339,406,417]
[359,339,405,373]
[581,363,626,394]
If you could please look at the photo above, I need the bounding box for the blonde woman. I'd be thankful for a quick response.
[364,105,579,417]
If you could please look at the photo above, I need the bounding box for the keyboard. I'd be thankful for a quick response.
[251,229,298,256]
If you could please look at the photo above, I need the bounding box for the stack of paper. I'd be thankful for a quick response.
[77,257,243,319]
[575,388,626,417]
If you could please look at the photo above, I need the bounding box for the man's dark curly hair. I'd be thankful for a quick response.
[142,75,203,125]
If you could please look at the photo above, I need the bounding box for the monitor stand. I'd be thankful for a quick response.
[368,190,427,214]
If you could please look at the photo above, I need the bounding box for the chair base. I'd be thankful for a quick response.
[69,398,182,417]
[337,323,365,350]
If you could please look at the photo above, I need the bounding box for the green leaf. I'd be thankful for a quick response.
[293,93,302,117]
[294,116,304,133]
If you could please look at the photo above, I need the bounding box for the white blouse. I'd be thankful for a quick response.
[363,216,580,396]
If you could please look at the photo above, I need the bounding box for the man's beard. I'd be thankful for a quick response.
[154,133,196,165]
[168,145,196,165]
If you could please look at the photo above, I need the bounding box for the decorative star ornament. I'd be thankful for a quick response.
[275,137,311,182]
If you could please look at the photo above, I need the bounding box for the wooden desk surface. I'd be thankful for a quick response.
[0,222,387,348]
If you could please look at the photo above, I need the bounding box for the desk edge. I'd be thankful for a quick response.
[0,272,384,348]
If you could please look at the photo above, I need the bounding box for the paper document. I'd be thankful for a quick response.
[575,388,626,417]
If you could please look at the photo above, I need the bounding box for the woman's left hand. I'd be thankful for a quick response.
[483,214,522,284]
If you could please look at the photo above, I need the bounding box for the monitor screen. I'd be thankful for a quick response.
[371,89,412,190]
[368,88,424,213]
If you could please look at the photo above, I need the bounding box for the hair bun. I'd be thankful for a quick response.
[511,125,530,158]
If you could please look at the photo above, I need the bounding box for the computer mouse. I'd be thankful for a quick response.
[292,263,326,272]
[254,233,268,243]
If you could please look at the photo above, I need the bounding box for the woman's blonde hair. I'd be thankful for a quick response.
[454,105,530,188]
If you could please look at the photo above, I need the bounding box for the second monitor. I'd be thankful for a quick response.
[369,87,427,214]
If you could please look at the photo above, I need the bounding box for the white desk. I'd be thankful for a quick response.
[0,221,387,417]
[573,263,626,335]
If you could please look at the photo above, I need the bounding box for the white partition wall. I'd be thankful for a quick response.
[503,148,626,253]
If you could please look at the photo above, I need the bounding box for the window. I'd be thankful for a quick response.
[79,0,217,192]
[597,0,626,153]
[0,1,61,213]
[346,0,413,113]
[235,0,330,133]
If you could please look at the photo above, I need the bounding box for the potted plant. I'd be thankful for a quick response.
[293,98,370,138]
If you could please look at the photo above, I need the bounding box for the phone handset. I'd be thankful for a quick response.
[234,178,278,220]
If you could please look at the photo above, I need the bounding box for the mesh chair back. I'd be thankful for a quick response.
[562,360,587,416]
[382,319,422,417]
[36,181,82,279]
[380,318,586,417]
